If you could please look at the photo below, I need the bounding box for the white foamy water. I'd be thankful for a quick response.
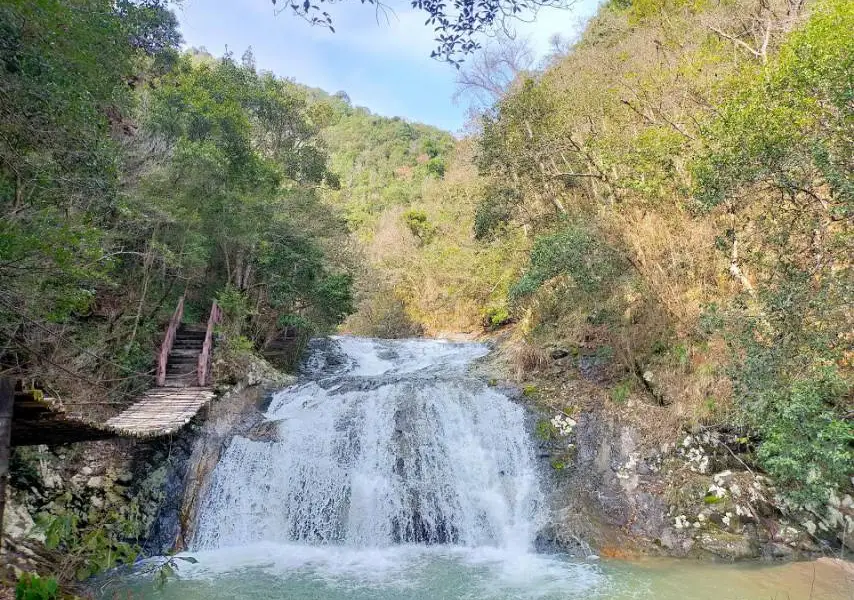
[193,337,541,551]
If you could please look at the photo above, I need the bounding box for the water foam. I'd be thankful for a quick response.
[193,337,539,551]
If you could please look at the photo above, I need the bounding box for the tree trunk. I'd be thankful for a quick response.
[0,378,13,551]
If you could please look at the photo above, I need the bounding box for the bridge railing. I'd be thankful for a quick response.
[156,295,184,387]
[197,301,222,387]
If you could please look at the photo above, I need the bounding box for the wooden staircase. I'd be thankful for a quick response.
[164,324,207,387]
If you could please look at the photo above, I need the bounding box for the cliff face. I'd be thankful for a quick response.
[482,339,853,561]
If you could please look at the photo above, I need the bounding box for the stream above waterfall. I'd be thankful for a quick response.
[97,337,854,599]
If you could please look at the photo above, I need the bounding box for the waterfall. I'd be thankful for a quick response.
[192,337,543,552]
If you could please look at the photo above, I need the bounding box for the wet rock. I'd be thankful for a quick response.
[533,525,591,556]
[245,420,281,442]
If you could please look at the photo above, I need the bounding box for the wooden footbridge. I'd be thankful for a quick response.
[2,296,222,448]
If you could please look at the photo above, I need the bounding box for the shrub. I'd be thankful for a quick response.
[510,224,625,302]
[402,209,436,244]
[15,574,58,600]
[750,373,852,508]
[722,276,853,510]
[482,305,511,330]
[536,419,554,440]
[35,496,141,581]
[473,187,517,240]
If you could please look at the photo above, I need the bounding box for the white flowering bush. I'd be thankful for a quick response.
[550,413,576,437]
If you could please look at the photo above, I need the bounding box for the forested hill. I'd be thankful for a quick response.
[306,89,455,237]
[0,1,452,410]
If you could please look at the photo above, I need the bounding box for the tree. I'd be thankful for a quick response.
[454,34,536,111]
[274,0,576,64]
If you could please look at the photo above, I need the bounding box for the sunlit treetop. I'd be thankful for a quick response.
[272,0,574,65]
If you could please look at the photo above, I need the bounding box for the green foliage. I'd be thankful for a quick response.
[319,104,454,237]
[511,225,625,301]
[727,283,853,509]
[693,0,853,217]
[35,493,141,581]
[610,380,632,404]
[522,385,539,398]
[536,418,558,440]
[473,187,518,240]
[754,374,852,507]
[403,209,436,244]
[15,574,58,600]
[691,0,854,511]
[482,306,511,329]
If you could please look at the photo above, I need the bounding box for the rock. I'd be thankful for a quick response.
[38,463,63,489]
[90,496,104,509]
[659,528,694,554]
[116,470,134,484]
[2,494,44,543]
[81,466,93,476]
[698,532,758,559]
[550,348,570,360]
[763,542,795,559]
[86,476,105,489]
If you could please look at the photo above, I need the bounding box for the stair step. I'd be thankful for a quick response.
[167,369,196,376]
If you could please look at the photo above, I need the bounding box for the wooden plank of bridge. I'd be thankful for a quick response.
[104,387,215,437]
[0,378,13,549]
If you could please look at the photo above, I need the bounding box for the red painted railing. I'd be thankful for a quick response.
[197,301,222,387]
[156,295,185,387]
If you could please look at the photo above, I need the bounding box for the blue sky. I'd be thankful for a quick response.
[175,0,602,132]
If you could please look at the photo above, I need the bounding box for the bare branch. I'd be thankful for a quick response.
[708,25,763,60]
[454,33,536,111]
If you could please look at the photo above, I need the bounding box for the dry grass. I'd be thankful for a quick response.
[508,337,549,380]
[617,207,724,333]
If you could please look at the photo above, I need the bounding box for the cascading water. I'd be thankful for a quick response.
[193,337,542,551]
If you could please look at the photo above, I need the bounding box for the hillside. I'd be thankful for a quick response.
[345,0,853,551]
